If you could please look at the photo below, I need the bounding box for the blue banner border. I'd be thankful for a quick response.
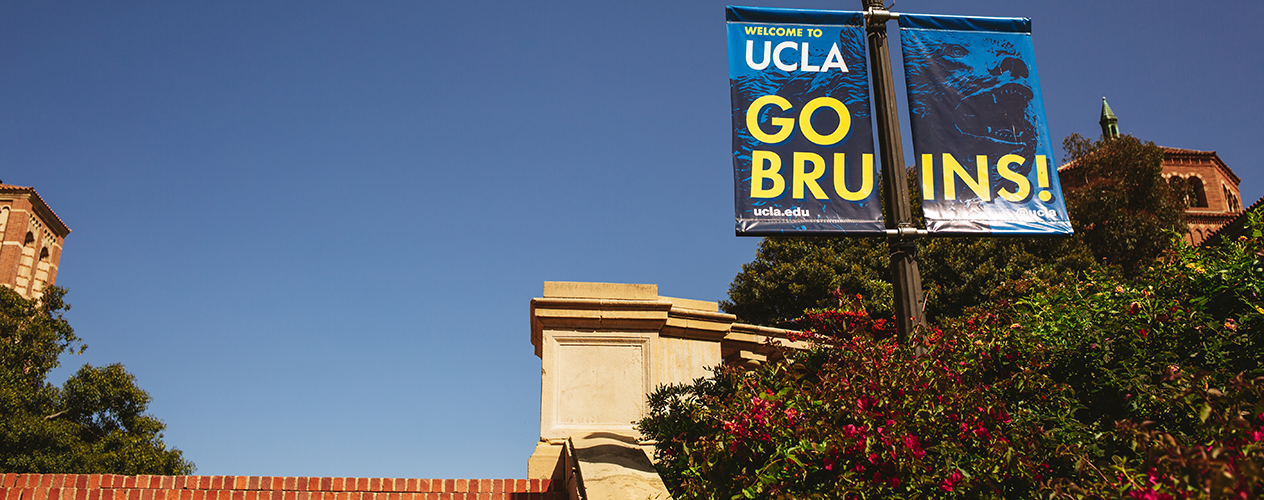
[726,6,864,26]
[898,13,1031,34]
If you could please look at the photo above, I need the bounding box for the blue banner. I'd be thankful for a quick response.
[900,14,1072,235]
[728,6,883,235]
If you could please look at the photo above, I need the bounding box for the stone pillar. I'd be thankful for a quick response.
[528,282,730,478]
[526,281,801,489]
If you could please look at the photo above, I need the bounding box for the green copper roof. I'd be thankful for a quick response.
[1100,97,1120,139]
[1100,97,1118,123]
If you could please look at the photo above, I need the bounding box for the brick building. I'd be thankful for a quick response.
[0,184,69,299]
[1058,98,1245,246]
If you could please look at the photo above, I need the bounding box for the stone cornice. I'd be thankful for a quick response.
[662,306,735,341]
[530,282,810,359]
[725,323,808,350]
[1185,212,1238,225]
[530,295,810,358]
[530,297,672,357]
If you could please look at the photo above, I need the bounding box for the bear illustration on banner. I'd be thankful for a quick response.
[900,14,1072,235]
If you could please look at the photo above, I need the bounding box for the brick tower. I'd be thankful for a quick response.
[1061,98,1244,246]
[0,184,69,299]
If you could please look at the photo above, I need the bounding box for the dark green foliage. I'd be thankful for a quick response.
[0,286,79,385]
[721,237,892,328]
[1166,175,1199,209]
[722,232,1094,326]
[1060,133,1186,275]
[918,237,1093,320]
[0,286,194,474]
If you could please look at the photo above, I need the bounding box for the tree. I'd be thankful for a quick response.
[1059,133,1186,274]
[0,286,194,474]
[722,213,1093,327]
[721,236,892,328]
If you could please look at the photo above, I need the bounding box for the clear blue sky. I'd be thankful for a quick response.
[3,0,1261,479]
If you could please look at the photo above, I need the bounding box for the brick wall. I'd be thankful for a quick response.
[0,475,561,500]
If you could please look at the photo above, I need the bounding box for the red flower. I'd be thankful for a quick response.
[940,470,963,492]
[902,434,926,459]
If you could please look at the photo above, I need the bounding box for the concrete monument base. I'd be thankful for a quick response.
[526,282,799,498]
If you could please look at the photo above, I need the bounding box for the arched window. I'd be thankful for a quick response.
[1224,185,1241,212]
[1189,177,1208,208]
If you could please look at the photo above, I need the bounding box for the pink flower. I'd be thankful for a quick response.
[940,470,963,492]
[902,434,926,459]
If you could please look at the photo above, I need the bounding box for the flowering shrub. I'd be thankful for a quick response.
[638,304,1083,498]
[1023,219,1264,498]
[639,217,1264,499]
